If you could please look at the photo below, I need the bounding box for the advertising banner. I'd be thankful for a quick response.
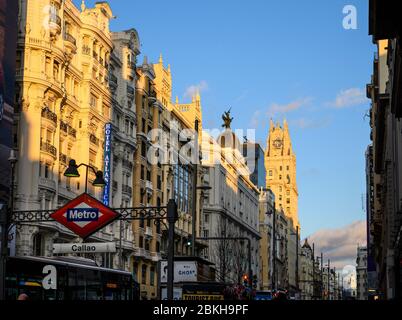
[0,0,18,204]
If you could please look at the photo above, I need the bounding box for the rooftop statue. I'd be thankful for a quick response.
[222,108,233,129]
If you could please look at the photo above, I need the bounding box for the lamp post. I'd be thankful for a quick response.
[64,159,106,193]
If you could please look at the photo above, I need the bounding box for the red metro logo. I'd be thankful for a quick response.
[51,193,119,239]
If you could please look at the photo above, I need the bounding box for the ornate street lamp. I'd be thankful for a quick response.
[64,159,106,193]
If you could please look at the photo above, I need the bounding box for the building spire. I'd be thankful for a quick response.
[175,96,179,104]
[159,53,163,64]
[81,0,86,11]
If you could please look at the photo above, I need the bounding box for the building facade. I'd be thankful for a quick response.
[201,128,260,285]
[258,188,274,290]
[265,119,300,295]
[131,56,164,299]
[356,246,368,300]
[243,142,266,189]
[367,2,402,298]
[152,55,206,259]
[13,0,129,264]
[299,239,314,300]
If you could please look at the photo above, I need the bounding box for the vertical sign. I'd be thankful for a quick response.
[0,0,18,205]
[102,123,112,206]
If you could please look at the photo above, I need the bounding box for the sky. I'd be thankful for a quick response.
[75,0,374,265]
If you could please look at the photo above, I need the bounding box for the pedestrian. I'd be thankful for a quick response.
[17,293,30,300]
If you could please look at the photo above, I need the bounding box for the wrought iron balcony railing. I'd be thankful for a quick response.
[63,33,76,46]
[41,108,57,125]
[40,141,57,157]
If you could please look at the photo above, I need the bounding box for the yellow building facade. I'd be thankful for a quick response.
[265,119,299,228]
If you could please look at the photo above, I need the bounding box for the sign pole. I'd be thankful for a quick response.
[167,199,177,300]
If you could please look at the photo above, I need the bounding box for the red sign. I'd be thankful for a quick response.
[51,193,119,239]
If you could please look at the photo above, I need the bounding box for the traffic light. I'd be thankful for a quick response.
[252,275,258,289]
[242,274,249,286]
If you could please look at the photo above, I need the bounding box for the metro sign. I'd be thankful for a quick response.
[51,193,119,239]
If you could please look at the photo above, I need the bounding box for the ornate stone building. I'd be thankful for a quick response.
[299,239,314,300]
[265,119,300,295]
[13,0,142,273]
[201,127,260,284]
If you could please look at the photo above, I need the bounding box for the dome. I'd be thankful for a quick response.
[217,128,242,152]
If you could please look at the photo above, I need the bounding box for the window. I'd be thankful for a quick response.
[150,267,155,286]
[286,166,289,170]
[280,166,282,171]
[156,241,160,252]
[269,170,273,177]
[139,235,144,247]
[141,265,147,285]
[145,240,150,251]
[33,233,43,256]
[286,198,290,204]
[279,175,282,180]
[204,214,209,223]
[90,94,97,108]
[141,165,145,180]
[141,141,146,157]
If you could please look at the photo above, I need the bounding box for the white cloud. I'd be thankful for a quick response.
[328,88,367,108]
[307,220,366,270]
[183,80,208,99]
[267,97,312,117]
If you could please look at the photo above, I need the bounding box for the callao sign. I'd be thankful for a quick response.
[53,242,116,254]
[51,193,119,239]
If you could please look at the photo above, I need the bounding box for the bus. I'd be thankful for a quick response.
[5,256,140,300]
[255,290,273,300]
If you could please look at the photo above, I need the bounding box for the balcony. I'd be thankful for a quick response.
[134,247,151,260]
[59,152,67,165]
[109,73,117,90]
[145,180,153,195]
[48,14,61,36]
[151,252,162,262]
[41,108,57,126]
[122,184,132,195]
[40,141,57,158]
[39,177,56,191]
[68,126,76,138]
[122,159,133,170]
[127,85,134,97]
[63,33,76,46]
[60,121,68,134]
[89,134,100,146]
[145,226,153,238]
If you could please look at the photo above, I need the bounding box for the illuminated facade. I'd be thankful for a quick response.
[13,0,137,271]
[265,119,300,295]
[201,129,260,284]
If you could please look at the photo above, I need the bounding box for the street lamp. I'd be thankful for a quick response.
[64,159,106,193]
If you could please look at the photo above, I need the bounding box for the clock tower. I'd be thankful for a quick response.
[265,119,299,228]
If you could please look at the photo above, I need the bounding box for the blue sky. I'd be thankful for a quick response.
[76,0,374,239]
